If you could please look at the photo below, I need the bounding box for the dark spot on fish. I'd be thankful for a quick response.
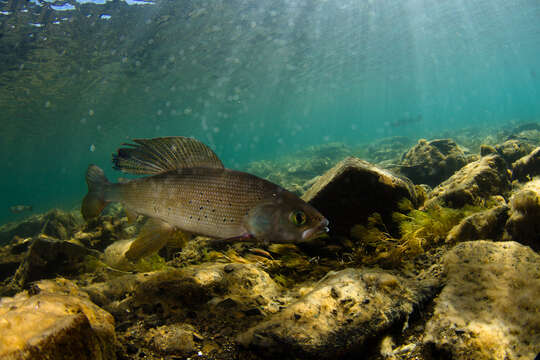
[189,200,192,204]
[228,202,231,207]
[198,217,201,221]
[200,192,203,195]
[190,216,193,219]
[223,218,226,222]
[205,215,208,218]
[199,206,203,210]
[212,209,216,212]
[206,199,210,203]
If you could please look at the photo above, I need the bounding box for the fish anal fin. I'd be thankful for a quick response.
[125,218,174,261]
[113,136,224,175]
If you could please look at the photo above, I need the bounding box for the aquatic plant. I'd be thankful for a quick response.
[351,199,487,267]
[132,253,169,272]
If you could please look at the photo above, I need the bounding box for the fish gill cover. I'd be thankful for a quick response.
[0,0,539,221]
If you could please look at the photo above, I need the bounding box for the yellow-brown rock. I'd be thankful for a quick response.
[426,154,510,208]
[0,279,116,360]
[423,241,540,359]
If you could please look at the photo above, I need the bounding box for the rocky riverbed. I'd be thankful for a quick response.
[1,123,540,360]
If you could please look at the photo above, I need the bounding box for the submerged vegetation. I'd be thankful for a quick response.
[351,199,489,267]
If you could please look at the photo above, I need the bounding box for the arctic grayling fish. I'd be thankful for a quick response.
[82,137,329,260]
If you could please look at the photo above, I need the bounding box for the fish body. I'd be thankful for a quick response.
[9,205,32,213]
[82,137,328,259]
[389,114,422,128]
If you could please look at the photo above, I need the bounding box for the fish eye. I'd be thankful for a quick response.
[290,210,307,226]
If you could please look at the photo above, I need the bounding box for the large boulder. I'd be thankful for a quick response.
[423,241,540,360]
[503,178,540,251]
[237,268,434,358]
[303,157,419,236]
[446,205,510,243]
[495,139,535,164]
[0,279,116,360]
[512,147,540,182]
[399,139,469,187]
[426,154,510,208]
[10,236,101,288]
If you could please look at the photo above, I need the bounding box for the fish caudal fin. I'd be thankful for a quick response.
[82,164,110,221]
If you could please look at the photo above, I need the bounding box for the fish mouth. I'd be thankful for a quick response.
[301,218,330,241]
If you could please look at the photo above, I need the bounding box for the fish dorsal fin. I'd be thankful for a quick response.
[112,136,224,175]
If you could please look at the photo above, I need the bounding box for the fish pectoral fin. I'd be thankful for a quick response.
[125,218,174,261]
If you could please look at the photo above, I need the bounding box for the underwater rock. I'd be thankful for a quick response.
[399,139,469,187]
[0,237,33,284]
[10,235,101,288]
[362,136,414,165]
[83,262,284,358]
[303,157,419,236]
[0,209,82,245]
[510,128,540,144]
[509,121,540,134]
[237,268,430,358]
[76,214,137,252]
[479,144,497,157]
[511,147,540,182]
[423,241,540,360]
[145,323,199,355]
[426,154,510,208]
[502,178,540,251]
[0,278,116,360]
[446,205,510,243]
[84,262,282,316]
[495,139,535,164]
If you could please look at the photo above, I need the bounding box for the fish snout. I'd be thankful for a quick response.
[301,218,330,241]
[321,218,329,232]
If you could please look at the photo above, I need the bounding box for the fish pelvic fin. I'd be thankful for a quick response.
[112,136,224,175]
[81,164,110,221]
[125,218,174,261]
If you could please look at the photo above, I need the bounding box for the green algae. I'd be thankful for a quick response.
[351,198,489,267]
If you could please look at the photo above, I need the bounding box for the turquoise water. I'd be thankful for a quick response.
[1,0,539,223]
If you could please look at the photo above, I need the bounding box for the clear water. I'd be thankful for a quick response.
[1,0,539,223]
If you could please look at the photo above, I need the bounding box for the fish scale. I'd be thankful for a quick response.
[109,167,280,238]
